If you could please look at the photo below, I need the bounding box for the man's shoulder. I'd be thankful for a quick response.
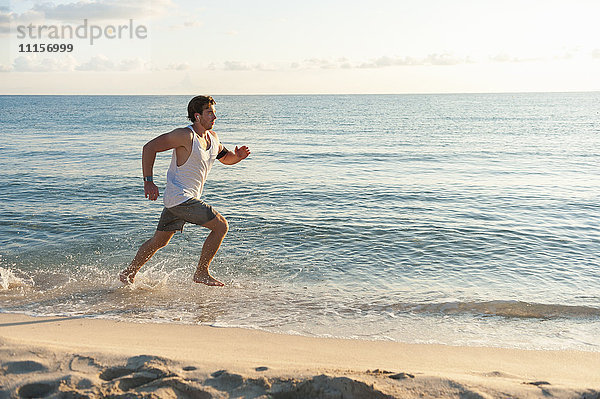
[159,126,193,148]
[172,126,193,135]
[169,126,194,140]
[209,130,220,140]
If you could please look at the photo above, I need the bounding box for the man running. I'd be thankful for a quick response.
[120,96,250,286]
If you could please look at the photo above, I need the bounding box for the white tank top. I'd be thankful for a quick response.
[163,126,219,208]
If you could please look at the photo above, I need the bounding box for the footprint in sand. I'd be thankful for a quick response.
[97,355,175,393]
[388,372,415,380]
[70,355,103,374]
[211,369,227,378]
[4,360,46,374]
[99,367,134,381]
[17,381,58,398]
[208,370,245,390]
[525,381,551,386]
[116,373,164,391]
[366,369,415,380]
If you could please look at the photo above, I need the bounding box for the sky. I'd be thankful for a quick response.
[1,0,600,94]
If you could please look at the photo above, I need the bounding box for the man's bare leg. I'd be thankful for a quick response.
[193,214,228,286]
[120,230,175,284]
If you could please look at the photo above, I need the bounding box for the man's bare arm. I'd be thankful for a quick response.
[142,128,192,200]
[218,144,251,165]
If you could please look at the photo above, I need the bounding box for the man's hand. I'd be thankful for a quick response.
[235,145,250,161]
[144,181,159,201]
[218,145,251,165]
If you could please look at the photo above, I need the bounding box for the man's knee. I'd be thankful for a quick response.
[150,231,174,249]
[207,214,228,235]
[216,214,229,235]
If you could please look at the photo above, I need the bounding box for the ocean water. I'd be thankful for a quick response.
[1,93,599,351]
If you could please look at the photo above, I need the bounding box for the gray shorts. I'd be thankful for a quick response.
[157,198,218,232]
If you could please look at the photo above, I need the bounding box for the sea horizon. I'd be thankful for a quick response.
[2,90,600,97]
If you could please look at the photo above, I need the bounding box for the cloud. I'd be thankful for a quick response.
[218,61,276,72]
[490,53,546,63]
[0,11,9,34]
[208,56,442,72]
[592,49,600,59]
[0,9,45,35]
[75,55,148,71]
[489,51,578,63]
[308,57,359,69]
[75,55,114,71]
[302,58,336,69]
[1,1,171,36]
[4,54,151,72]
[183,20,201,28]
[424,53,471,66]
[206,49,588,73]
[223,61,253,71]
[166,62,191,71]
[288,54,471,70]
[12,54,78,72]
[117,58,146,71]
[358,56,419,69]
[296,54,471,70]
[365,53,471,68]
[32,0,174,21]
[490,53,518,63]
[168,20,202,31]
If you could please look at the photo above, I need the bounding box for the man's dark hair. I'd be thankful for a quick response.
[187,96,216,122]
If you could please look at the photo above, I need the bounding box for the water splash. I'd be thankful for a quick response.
[125,262,187,291]
[0,267,34,290]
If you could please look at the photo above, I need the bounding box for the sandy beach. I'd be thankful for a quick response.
[0,313,598,398]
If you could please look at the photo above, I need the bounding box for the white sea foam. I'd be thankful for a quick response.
[0,267,33,290]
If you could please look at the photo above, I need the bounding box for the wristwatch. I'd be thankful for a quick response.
[143,176,153,182]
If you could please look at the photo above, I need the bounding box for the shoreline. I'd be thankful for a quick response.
[2,309,599,353]
[1,313,599,398]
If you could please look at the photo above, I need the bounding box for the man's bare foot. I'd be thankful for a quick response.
[119,270,135,285]
[193,270,224,286]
